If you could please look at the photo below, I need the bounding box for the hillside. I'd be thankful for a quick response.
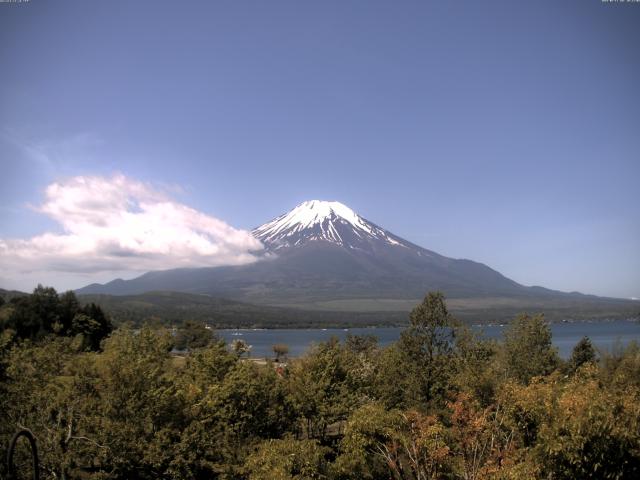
[77,291,407,329]
[77,291,638,328]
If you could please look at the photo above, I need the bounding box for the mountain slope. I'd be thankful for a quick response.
[76,290,639,328]
[77,291,407,328]
[77,200,618,311]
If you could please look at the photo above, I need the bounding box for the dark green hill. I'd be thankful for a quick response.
[76,290,639,329]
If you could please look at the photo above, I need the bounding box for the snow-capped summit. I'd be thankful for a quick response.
[253,200,408,251]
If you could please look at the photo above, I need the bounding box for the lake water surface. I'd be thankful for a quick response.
[219,320,640,359]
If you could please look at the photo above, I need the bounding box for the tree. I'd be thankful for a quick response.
[569,336,596,373]
[0,287,111,349]
[90,327,182,478]
[335,403,397,479]
[231,338,252,357]
[69,303,113,351]
[501,313,559,384]
[174,320,213,351]
[179,361,296,478]
[78,302,113,347]
[58,290,80,333]
[2,336,105,479]
[287,338,359,441]
[451,323,499,406]
[373,343,421,409]
[499,367,640,479]
[398,291,455,405]
[246,436,330,480]
[29,284,61,334]
[3,286,60,340]
[447,392,516,480]
[180,339,238,388]
[345,334,378,354]
[338,403,452,480]
[273,343,289,362]
[599,340,640,389]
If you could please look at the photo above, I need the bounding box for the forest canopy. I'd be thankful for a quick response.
[1,289,639,479]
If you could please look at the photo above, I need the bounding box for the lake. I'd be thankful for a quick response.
[219,320,640,359]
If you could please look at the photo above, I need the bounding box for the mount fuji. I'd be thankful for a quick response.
[253,200,410,252]
[78,200,587,311]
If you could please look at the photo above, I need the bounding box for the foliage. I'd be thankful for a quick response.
[287,338,360,441]
[498,366,640,479]
[273,343,290,361]
[397,291,456,406]
[451,323,499,406]
[447,391,519,479]
[569,336,596,373]
[245,436,330,480]
[501,313,559,383]
[599,340,640,389]
[373,343,422,409]
[174,319,214,351]
[2,291,640,479]
[0,285,112,350]
[338,403,451,480]
[231,338,252,357]
[536,368,640,479]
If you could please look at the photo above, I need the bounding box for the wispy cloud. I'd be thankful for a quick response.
[1,129,104,173]
[0,174,263,279]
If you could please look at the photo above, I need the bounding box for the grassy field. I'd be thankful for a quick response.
[269,295,639,322]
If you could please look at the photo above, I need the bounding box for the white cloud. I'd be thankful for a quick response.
[0,174,264,286]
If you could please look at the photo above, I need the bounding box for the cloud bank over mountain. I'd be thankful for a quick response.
[0,174,263,290]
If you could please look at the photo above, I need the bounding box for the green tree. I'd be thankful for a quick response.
[69,305,113,351]
[174,320,213,351]
[569,336,596,373]
[4,286,58,340]
[2,337,104,479]
[58,290,80,333]
[77,302,113,349]
[537,371,640,479]
[91,327,182,478]
[501,313,559,384]
[246,436,330,480]
[344,334,377,355]
[451,323,499,406]
[29,284,61,334]
[175,360,295,478]
[335,403,401,479]
[599,340,640,389]
[180,339,238,389]
[0,287,111,349]
[398,291,455,405]
[287,338,359,440]
[373,343,420,409]
[500,367,640,479]
[168,340,238,479]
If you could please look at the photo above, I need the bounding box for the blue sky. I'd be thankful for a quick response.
[0,0,638,298]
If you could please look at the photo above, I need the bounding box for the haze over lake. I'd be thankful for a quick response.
[219,320,640,359]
